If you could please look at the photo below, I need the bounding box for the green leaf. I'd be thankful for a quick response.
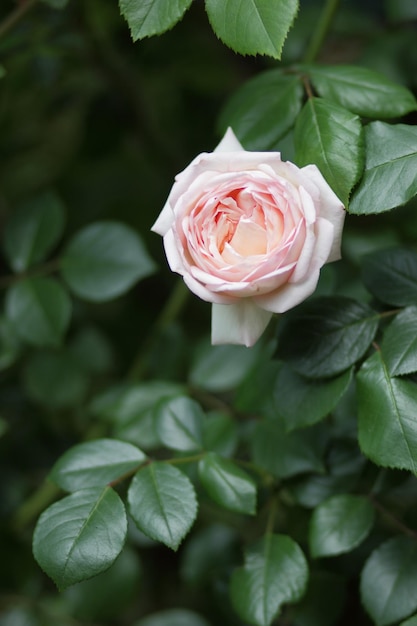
[154,395,204,452]
[25,350,89,409]
[362,248,417,307]
[276,296,379,379]
[0,316,20,371]
[63,548,141,622]
[69,326,114,374]
[400,616,417,626]
[202,411,238,457]
[3,192,65,273]
[294,97,363,206]
[33,486,127,590]
[60,221,156,302]
[205,0,299,59]
[274,364,353,431]
[381,307,417,376]
[190,341,260,392]
[119,0,193,40]
[357,350,417,473]
[349,122,417,215]
[309,494,374,558]
[50,439,147,492]
[361,536,417,626]
[0,66,5,79]
[135,609,210,626]
[304,64,417,118]
[128,462,197,550]
[251,419,325,478]
[5,277,71,348]
[218,71,303,149]
[230,533,308,626]
[90,381,184,450]
[198,452,256,515]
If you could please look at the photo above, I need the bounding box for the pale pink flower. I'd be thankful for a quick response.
[152,128,345,347]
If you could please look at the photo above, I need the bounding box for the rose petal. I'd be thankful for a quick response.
[214,127,245,153]
[255,267,321,313]
[211,300,273,347]
[300,164,345,262]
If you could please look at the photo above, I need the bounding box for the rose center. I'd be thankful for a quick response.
[213,189,269,258]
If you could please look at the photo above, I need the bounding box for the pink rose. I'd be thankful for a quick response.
[152,128,345,347]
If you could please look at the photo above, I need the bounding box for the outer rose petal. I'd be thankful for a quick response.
[300,164,345,262]
[212,301,272,347]
[214,127,245,153]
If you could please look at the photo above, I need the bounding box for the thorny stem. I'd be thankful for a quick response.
[303,0,340,63]
[0,0,38,40]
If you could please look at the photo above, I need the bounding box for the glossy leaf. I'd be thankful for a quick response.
[33,487,127,589]
[294,97,363,206]
[274,364,353,431]
[60,221,156,302]
[381,307,417,376]
[25,350,89,409]
[3,192,65,272]
[135,609,210,626]
[361,536,417,626]
[218,70,303,149]
[251,419,325,478]
[205,0,299,59]
[119,0,193,40]
[362,248,417,307]
[5,277,71,348]
[198,452,256,515]
[276,296,379,379]
[350,122,417,215]
[309,494,374,558]
[50,439,146,492]
[155,395,204,452]
[304,64,417,118]
[230,533,308,626]
[128,462,197,550]
[357,350,417,473]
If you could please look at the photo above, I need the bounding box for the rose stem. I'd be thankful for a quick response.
[302,0,341,63]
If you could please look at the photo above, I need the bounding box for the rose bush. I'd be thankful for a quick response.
[152,128,345,346]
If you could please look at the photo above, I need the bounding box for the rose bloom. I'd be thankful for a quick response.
[152,128,345,347]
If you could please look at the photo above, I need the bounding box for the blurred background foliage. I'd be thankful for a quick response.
[0,0,417,624]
